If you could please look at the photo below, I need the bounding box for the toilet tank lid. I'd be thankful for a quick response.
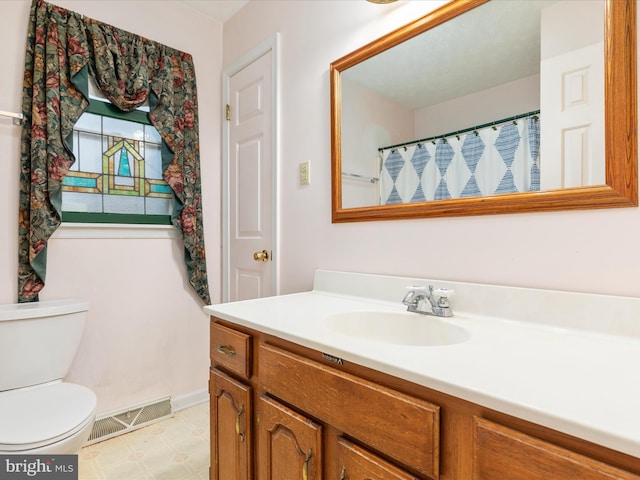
[0,299,89,321]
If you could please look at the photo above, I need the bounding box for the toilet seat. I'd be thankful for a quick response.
[0,381,96,451]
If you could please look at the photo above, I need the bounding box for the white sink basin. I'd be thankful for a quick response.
[324,311,470,346]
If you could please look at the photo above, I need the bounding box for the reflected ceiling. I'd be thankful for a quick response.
[343,0,556,109]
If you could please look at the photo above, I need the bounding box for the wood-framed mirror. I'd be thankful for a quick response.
[330,0,637,222]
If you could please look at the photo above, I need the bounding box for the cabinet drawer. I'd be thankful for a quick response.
[473,417,640,480]
[259,343,440,479]
[210,322,251,379]
[336,437,421,480]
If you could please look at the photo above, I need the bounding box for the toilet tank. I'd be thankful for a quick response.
[0,300,89,391]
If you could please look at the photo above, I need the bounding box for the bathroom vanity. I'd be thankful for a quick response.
[205,271,640,480]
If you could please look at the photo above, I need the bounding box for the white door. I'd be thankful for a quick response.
[538,1,605,191]
[225,45,276,302]
[540,42,605,190]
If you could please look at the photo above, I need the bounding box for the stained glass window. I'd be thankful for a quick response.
[62,100,172,224]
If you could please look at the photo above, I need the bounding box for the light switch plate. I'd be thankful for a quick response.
[299,161,310,185]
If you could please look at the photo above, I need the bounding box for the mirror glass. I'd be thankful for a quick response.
[331,0,636,221]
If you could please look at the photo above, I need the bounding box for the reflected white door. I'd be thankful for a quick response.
[227,50,274,301]
[540,42,605,190]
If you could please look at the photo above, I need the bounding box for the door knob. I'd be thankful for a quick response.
[253,250,269,262]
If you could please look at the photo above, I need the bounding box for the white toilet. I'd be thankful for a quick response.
[0,299,97,454]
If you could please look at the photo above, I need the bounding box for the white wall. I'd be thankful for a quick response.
[414,74,540,138]
[223,0,640,304]
[341,77,414,207]
[0,1,222,414]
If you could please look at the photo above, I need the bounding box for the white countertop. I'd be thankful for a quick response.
[205,271,640,459]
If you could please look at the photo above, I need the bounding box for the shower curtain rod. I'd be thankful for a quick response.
[378,109,540,152]
[0,110,24,125]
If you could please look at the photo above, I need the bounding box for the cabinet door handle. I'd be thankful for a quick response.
[235,405,245,442]
[217,344,236,356]
[303,449,313,480]
[339,466,346,480]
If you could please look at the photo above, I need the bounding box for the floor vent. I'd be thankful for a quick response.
[87,396,172,445]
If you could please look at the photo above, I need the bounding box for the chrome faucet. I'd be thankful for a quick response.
[402,285,454,317]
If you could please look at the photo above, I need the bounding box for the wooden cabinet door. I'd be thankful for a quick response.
[257,395,323,480]
[336,437,421,480]
[473,417,640,480]
[210,368,252,480]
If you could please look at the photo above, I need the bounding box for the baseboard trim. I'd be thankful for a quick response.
[172,388,209,412]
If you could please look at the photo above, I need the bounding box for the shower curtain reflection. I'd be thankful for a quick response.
[379,114,540,205]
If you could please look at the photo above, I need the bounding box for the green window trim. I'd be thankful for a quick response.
[61,212,172,225]
[85,99,151,125]
[63,99,172,226]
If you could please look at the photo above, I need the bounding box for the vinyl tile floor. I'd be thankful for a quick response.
[78,402,210,480]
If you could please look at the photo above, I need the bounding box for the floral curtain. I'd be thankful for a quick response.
[18,0,211,304]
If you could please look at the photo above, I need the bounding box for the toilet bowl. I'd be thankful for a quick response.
[0,300,97,454]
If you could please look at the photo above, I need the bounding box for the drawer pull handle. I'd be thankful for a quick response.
[339,466,346,480]
[235,405,245,442]
[303,448,313,480]
[217,344,236,356]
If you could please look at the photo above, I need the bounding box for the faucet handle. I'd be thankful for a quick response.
[406,285,426,292]
[402,285,425,305]
[432,288,454,309]
[433,288,454,298]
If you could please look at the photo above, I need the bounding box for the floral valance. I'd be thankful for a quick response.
[18,0,211,304]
